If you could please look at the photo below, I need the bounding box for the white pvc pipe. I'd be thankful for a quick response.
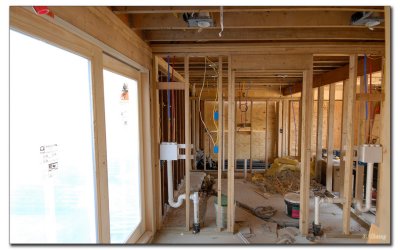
[244,159,247,179]
[167,160,186,208]
[355,162,374,212]
[167,160,200,226]
[190,192,200,224]
[314,196,320,225]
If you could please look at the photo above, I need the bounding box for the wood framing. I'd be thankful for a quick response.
[326,83,336,192]
[157,56,186,83]
[217,56,224,230]
[184,56,191,231]
[232,54,313,70]
[151,42,384,56]
[227,57,235,233]
[249,101,253,173]
[265,101,269,167]
[299,56,314,236]
[277,101,283,157]
[48,6,152,70]
[283,57,382,95]
[315,87,324,182]
[374,6,391,244]
[157,81,185,90]
[342,55,358,235]
[282,100,289,156]
[355,71,367,202]
[339,80,348,195]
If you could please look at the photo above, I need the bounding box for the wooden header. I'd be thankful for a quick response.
[231,54,313,71]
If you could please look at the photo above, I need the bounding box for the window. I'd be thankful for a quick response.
[10,30,97,243]
[103,68,143,243]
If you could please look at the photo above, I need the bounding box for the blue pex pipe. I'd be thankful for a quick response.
[167,55,171,119]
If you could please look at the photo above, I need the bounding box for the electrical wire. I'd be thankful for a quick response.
[219,6,224,37]
[199,57,216,146]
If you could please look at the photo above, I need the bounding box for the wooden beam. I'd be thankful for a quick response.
[326,83,336,192]
[47,7,152,69]
[315,87,324,182]
[157,56,186,83]
[184,56,191,231]
[283,57,382,95]
[217,56,224,230]
[151,42,384,56]
[144,28,384,42]
[300,57,314,235]
[356,93,383,102]
[227,57,235,233]
[342,55,358,235]
[232,54,313,71]
[374,6,391,243]
[113,6,384,14]
[132,11,383,30]
[157,81,185,90]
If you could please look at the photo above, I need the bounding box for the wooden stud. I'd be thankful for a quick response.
[184,56,191,231]
[217,56,224,230]
[300,57,313,235]
[249,101,253,174]
[265,101,268,168]
[227,56,235,233]
[339,79,349,195]
[282,100,289,156]
[298,99,302,158]
[191,85,196,169]
[342,55,358,235]
[374,6,391,243]
[157,81,185,90]
[277,101,283,157]
[355,71,366,202]
[315,86,324,182]
[326,83,336,192]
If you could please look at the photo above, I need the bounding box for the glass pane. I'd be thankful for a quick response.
[103,69,142,243]
[10,30,97,244]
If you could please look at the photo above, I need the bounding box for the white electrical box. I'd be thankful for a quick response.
[160,142,178,161]
[358,144,382,163]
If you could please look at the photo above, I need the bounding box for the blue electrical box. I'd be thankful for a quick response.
[214,111,219,121]
[213,145,219,154]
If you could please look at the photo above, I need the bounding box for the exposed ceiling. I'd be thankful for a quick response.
[110,6,384,89]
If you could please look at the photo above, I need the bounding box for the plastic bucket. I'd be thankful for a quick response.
[284,193,300,219]
[214,194,228,228]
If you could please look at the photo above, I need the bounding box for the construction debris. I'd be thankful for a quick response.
[276,227,300,244]
[251,157,324,195]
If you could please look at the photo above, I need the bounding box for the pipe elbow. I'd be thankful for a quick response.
[355,199,371,213]
[169,194,186,208]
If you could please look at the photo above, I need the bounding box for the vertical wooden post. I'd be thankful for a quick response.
[282,100,289,156]
[92,50,110,243]
[342,55,358,235]
[191,84,196,168]
[227,56,235,233]
[298,99,302,158]
[355,71,366,201]
[300,60,313,235]
[326,83,336,192]
[217,56,224,230]
[374,6,390,243]
[277,101,283,157]
[315,86,324,182]
[249,101,253,174]
[265,101,269,168]
[184,56,191,231]
[339,80,349,195]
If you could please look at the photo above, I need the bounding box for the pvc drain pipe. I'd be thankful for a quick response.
[167,160,200,233]
[354,162,374,212]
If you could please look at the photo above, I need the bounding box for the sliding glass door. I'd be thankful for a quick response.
[10,30,97,243]
[103,56,144,243]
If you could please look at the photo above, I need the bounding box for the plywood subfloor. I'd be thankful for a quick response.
[154,178,368,244]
